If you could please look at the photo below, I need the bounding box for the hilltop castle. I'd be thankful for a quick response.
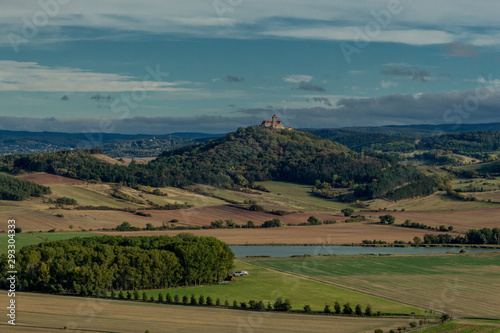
[261,115,292,130]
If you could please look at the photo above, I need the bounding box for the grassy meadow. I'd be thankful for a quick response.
[244,253,500,319]
[142,260,424,314]
[0,231,95,255]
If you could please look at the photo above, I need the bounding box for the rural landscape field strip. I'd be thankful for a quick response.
[1,292,418,333]
[245,254,500,319]
[144,260,423,314]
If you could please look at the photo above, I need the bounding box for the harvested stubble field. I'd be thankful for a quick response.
[98,222,444,245]
[369,192,497,212]
[389,208,500,232]
[0,292,418,333]
[244,253,500,319]
[17,173,85,185]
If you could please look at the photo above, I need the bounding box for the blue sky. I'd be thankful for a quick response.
[1,0,500,134]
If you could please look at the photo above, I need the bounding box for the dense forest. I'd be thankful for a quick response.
[304,129,416,153]
[100,137,209,158]
[307,129,500,160]
[0,234,234,295]
[417,131,500,158]
[0,173,51,200]
[0,126,439,200]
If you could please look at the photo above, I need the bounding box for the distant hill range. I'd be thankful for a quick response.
[0,130,223,156]
[1,122,499,157]
[310,122,500,135]
[1,125,439,201]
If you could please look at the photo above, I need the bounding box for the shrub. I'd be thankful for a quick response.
[343,303,353,315]
[182,295,189,305]
[190,294,197,305]
[334,301,341,314]
[324,305,331,314]
[342,208,354,217]
[273,298,292,311]
[166,292,173,304]
[303,305,312,313]
[206,296,213,306]
[198,295,205,305]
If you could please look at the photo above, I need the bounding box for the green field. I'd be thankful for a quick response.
[0,231,95,255]
[50,184,141,209]
[255,181,352,212]
[244,254,500,319]
[143,260,424,314]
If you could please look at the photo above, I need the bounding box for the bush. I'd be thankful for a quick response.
[261,218,282,228]
[334,301,341,314]
[206,296,213,306]
[365,304,372,316]
[324,305,331,314]
[303,304,312,313]
[379,214,395,224]
[198,295,205,305]
[166,292,173,304]
[355,304,362,316]
[182,295,189,305]
[341,208,354,217]
[307,216,321,225]
[190,294,197,306]
[273,298,292,311]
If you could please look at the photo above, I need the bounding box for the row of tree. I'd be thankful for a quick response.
[0,234,234,294]
[422,228,500,245]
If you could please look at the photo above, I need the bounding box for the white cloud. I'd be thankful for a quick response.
[262,28,456,46]
[283,75,313,83]
[380,80,399,88]
[476,76,500,86]
[0,61,195,92]
[1,0,500,46]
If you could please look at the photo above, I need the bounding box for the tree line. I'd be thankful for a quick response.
[0,234,234,295]
[423,228,500,245]
[0,173,51,201]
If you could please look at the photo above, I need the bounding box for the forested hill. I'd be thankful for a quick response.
[0,126,439,200]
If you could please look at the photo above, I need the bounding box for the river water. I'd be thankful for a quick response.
[229,245,500,258]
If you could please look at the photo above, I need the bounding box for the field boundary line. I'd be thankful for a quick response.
[239,259,432,315]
